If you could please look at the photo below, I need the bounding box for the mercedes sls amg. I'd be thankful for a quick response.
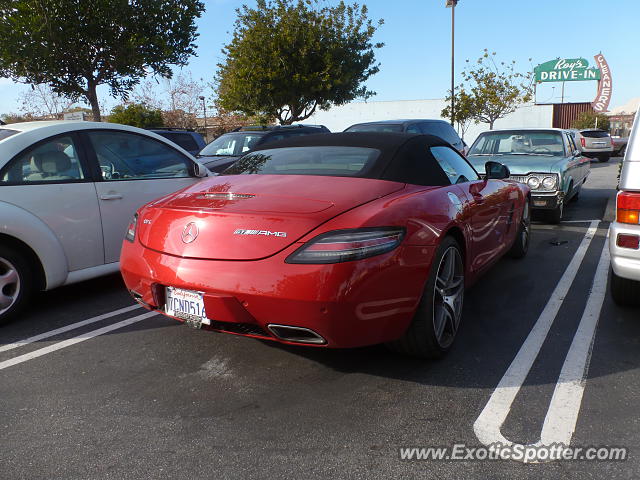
[120,133,530,357]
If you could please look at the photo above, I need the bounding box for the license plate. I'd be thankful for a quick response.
[165,287,208,328]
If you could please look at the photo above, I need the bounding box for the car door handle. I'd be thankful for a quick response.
[100,193,123,200]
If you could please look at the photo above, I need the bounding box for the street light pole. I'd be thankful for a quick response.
[446,0,458,127]
[198,96,207,142]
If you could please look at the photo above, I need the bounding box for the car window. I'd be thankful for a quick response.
[0,135,86,184]
[470,131,565,157]
[260,131,313,145]
[345,124,404,133]
[565,133,577,154]
[222,146,380,177]
[430,146,479,184]
[406,124,421,134]
[580,130,610,138]
[0,129,19,142]
[158,132,199,152]
[423,122,461,147]
[200,133,264,156]
[87,130,191,181]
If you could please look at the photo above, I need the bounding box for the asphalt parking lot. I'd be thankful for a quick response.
[1,158,638,480]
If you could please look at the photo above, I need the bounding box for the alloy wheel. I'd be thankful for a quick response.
[432,246,464,349]
[521,201,531,249]
[0,256,20,315]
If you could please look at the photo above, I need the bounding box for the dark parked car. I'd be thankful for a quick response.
[149,128,206,156]
[344,119,466,155]
[197,124,330,173]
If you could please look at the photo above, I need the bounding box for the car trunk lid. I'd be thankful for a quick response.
[137,174,405,260]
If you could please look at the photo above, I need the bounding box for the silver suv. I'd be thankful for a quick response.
[609,111,640,305]
[574,129,614,163]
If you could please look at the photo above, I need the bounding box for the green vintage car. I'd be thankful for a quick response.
[467,128,590,223]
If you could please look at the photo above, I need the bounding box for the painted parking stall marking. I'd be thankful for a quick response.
[0,304,142,353]
[0,310,157,371]
[474,221,607,462]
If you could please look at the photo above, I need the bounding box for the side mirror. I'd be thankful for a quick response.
[485,161,510,180]
[192,162,208,178]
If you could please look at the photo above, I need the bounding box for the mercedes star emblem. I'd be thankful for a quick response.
[181,222,199,244]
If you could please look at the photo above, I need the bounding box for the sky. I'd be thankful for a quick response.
[1,0,638,115]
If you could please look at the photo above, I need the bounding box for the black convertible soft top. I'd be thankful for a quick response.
[230,132,458,186]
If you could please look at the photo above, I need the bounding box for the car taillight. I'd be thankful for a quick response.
[580,137,586,148]
[125,214,138,242]
[285,228,405,264]
[617,192,640,225]
[617,234,640,250]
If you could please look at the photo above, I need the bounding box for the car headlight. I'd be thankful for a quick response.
[527,176,541,189]
[542,176,557,189]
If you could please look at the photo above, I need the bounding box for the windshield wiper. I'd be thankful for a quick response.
[471,153,503,156]
[508,152,555,156]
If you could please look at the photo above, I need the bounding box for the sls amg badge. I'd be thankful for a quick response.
[234,229,287,238]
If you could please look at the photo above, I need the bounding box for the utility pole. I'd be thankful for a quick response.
[446,0,458,126]
[199,96,207,142]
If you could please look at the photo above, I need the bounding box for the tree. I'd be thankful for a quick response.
[216,0,383,125]
[134,73,207,129]
[441,87,478,140]
[456,50,533,130]
[0,113,34,124]
[18,84,76,118]
[573,111,610,131]
[0,0,205,122]
[109,103,164,129]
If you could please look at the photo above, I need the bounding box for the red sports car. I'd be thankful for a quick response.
[120,133,530,357]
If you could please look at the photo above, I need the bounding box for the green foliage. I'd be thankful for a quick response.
[572,111,610,131]
[0,113,33,124]
[447,50,533,130]
[0,0,205,121]
[216,0,383,124]
[441,88,477,140]
[109,103,164,129]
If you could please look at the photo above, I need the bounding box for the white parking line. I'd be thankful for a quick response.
[561,219,603,223]
[0,311,157,371]
[538,239,610,446]
[473,220,599,451]
[0,304,142,353]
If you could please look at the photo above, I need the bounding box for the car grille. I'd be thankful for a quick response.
[207,320,270,337]
[508,175,528,184]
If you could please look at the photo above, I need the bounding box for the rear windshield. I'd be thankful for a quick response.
[0,129,19,142]
[158,132,199,152]
[200,132,265,156]
[222,146,381,177]
[580,130,610,138]
[345,124,403,133]
[470,131,565,157]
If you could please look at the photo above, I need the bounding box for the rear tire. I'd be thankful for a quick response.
[386,236,464,358]
[610,269,640,306]
[509,198,531,259]
[599,155,610,163]
[0,245,33,326]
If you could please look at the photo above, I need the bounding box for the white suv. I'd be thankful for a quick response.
[609,111,640,305]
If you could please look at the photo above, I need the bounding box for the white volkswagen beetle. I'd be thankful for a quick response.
[0,121,208,324]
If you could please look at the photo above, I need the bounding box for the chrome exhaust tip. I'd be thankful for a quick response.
[267,324,327,345]
[130,290,155,310]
